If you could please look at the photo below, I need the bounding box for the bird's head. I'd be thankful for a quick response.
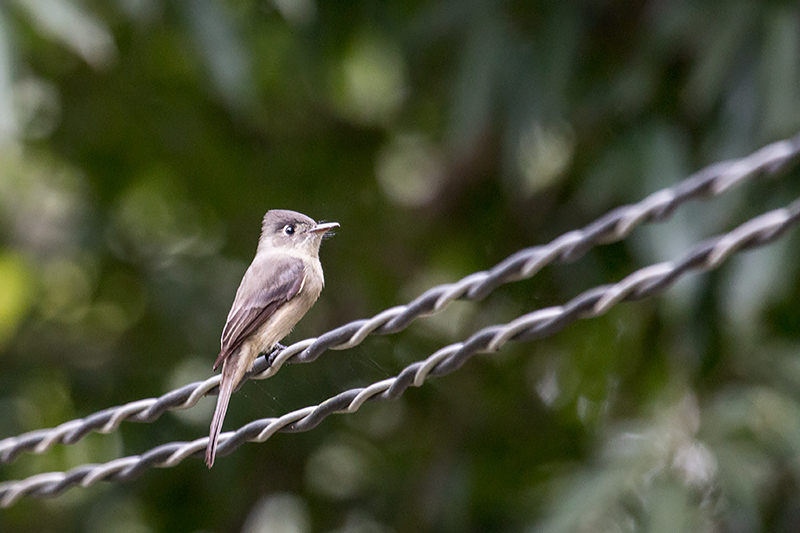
[258,209,338,257]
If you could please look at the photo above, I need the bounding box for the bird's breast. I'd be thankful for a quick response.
[244,265,324,360]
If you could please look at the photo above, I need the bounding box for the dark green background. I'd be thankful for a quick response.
[1,1,800,531]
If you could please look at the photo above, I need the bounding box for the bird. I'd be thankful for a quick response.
[205,209,338,467]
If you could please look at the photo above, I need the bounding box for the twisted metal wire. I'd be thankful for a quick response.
[2,198,799,507]
[0,134,799,466]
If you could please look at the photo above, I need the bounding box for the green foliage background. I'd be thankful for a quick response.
[1,1,800,531]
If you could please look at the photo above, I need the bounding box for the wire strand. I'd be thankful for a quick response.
[2,197,799,506]
[3,134,800,465]
[2,135,798,464]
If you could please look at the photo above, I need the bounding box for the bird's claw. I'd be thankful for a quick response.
[266,343,287,367]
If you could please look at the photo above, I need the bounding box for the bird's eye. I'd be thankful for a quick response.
[283,224,295,236]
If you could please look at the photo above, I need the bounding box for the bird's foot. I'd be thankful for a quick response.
[266,343,287,367]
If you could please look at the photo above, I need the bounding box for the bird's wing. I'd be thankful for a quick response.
[214,255,306,370]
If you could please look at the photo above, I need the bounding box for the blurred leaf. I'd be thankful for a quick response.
[13,0,116,69]
[0,251,34,347]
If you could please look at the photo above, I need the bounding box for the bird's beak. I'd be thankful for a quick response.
[309,221,340,234]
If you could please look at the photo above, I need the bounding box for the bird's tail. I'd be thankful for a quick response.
[206,357,237,468]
